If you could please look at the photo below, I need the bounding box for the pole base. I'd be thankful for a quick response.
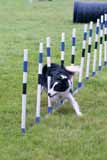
[48,107,52,113]
[104,61,107,65]
[98,66,102,71]
[86,77,89,80]
[21,128,25,134]
[92,72,96,77]
[35,117,40,123]
[78,82,82,88]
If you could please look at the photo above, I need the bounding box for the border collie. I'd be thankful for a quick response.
[41,63,82,117]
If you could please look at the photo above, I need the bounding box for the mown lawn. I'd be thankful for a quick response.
[0,0,107,160]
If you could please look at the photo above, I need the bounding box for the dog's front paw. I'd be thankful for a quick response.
[77,112,83,117]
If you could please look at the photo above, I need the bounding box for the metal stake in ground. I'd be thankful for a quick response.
[92,19,100,77]
[35,42,43,123]
[21,49,28,133]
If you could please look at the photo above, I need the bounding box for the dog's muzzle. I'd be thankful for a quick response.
[48,93,57,98]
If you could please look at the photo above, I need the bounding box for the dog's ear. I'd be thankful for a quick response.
[65,65,80,73]
[42,64,48,74]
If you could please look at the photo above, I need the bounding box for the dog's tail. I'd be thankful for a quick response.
[65,65,80,75]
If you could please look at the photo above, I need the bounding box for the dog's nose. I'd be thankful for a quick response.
[48,93,51,97]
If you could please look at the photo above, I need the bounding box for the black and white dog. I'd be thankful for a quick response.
[41,63,82,117]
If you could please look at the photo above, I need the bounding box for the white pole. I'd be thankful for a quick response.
[29,0,33,4]
[71,28,76,65]
[61,32,65,68]
[21,49,28,133]
[92,19,100,76]
[104,14,107,65]
[86,21,93,80]
[46,37,52,113]
[35,42,43,123]
[71,28,76,91]
[98,15,103,71]
[78,24,88,88]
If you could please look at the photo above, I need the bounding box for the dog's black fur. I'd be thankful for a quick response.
[42,63,74,92]
[41,63,82,116]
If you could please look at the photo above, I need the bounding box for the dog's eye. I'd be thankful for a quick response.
[54,83,62,91]
[60,75,68,79]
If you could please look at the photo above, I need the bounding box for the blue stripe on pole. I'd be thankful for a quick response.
[101,23,103,29]
[78,82,83,88]
[105,22,107,28]
[48,107,52,113]
[39,53,43,63]
[47,47,50,57]
[84,32,87,40]
[96,27,99,34]
[23,61,28,72]
[61,42,65,51]
[72,37,76,46]
[89,30,92,37]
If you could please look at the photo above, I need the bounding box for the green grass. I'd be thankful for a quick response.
[0,0,107,159]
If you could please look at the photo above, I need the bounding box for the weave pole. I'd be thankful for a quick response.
[98,15,103,71]
[104,14,107,66]
[71,28,76,65]
[61,32,65,68]
[92,19,100,77]
[21,49,28,133]
[71,28,76,91]
[86,21,93,80]
[46,37,52,113]
[78,24,88,88]
[35,42,43,123]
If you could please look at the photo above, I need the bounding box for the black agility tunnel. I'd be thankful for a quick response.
[73,1,107,23]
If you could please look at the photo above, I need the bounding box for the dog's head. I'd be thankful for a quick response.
[42,63,74,97]
[48,76,72,97]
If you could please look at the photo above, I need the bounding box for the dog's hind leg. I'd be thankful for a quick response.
[66,92,82,117]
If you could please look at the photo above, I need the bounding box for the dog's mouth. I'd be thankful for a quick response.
[48,93,58,98]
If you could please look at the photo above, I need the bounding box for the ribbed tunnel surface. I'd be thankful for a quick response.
[73,1,107,23]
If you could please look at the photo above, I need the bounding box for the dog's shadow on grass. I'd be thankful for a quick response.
[55,104,74,115]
